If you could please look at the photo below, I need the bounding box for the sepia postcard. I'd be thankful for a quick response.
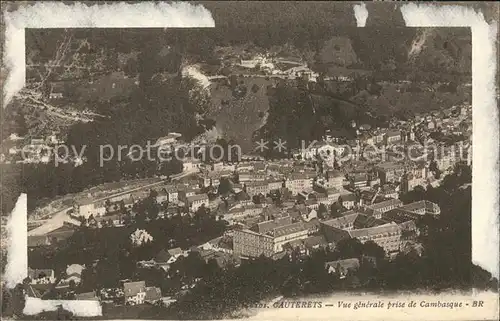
[1,1,499,320]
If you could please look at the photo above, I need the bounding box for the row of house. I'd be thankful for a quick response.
[320,199,440,255]
[232,198,440,259]
[73,180,213,218]
[123,281,163,305]
[232,215,317,258]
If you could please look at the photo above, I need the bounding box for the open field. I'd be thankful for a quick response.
[74,71,137,104]
[208,76,273,152]
[47,71,138,112]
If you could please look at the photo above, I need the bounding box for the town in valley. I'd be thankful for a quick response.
[1,3,497,319]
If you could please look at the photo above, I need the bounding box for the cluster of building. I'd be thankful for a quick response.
[232,196,439,260]
[231,52,337,83]
[23,97,467,304]
[26,236,238,305]
[57,143,446,261]
[0,133,66,164]
[71,177,211,223]
[25,143,445,299]
[294,105,472,195]
[25,264,164,305]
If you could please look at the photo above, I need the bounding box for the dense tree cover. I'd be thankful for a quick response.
[199,2,468,77]
[256,81,401,156]
[199,138,241,164]
[142,240,382,319]
[6,19,473,216]
[25,28,211,67]
[258,86,320,152]
[25,14,471,85]
[328,202,344,218]
[2,44,201,215]
[1,284,26,319]
[0,155,183,214]
[4,165,497,320]
[3,97,195,215]
[198,2,354,48]
[140,164,495,319]
[217,177,232,195]
[28,212,227,280]
[400,163,471,205]
[200,3,468,78]
[393,164,481,290]
[0,102,28,139]
[146,231,473,319]
[317,203,328,219]
[66,77,206,150]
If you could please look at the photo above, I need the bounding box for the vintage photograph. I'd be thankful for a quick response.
[1,1,498,320]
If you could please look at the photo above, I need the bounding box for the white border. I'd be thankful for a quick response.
[3,1,215,107]
[2,1,498,319]
[400,3,499,279]
[2,1,215,316]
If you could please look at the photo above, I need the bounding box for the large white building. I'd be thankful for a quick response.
[183,158,202,172]
[233,220,311,258]
[186,194,209,212]
[73,200,106,218]
[366,199,404,219]
[285,173,314,195]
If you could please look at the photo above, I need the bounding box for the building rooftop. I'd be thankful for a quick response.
[186,194,209,202]
[167,247,183,256]
[74,199,94,206]
[271,222,308,238]
[274,215,293,226]
[386,130,401,137]
[353,214,386,229]
[322,212,385,230]
[145,286,162,302]
[123,281,146,297]
[305,199,318,206]
[302,234,328,248]
[381,208,420,224]
[341,193,357,202]
[351,172,368,179]
[325,258,360,271]
[376,162,405,170]
[349,222,401,239]
[237,228,273,239]
[75,291,98,301]
[154,249,172,263]
[27,235,49,247]
[398,220,417,232]
[367,198,403,210]
[245,181,268,187]
[255,220,278,234]
[287,173,311,180]
[322,213,359,228]
[164,185,178,193]
[325,187,342,196]
[400,200,440,214]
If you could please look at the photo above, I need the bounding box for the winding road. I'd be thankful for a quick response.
[20,89,107,123]
[27,169,197,236]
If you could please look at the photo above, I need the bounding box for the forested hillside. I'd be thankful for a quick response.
[1,3,472,216]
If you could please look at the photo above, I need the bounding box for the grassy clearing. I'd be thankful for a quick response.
[208,76,273,152]
[75,71,137,104]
